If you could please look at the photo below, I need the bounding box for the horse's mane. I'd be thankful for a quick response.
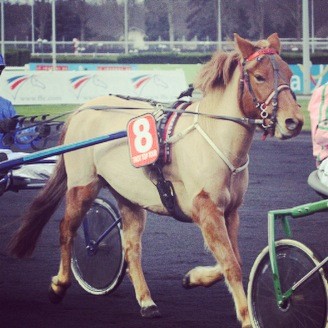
[194,51,240,95]
[195,38,271,95]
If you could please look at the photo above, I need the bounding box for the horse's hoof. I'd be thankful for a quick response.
[182,274,195,289]
[48,286,64,304]
[140,305,161,318]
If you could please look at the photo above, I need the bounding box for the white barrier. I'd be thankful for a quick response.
[0,70,188,105]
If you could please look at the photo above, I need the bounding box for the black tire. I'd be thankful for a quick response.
[248,239,328,328]
[71,197,126,295]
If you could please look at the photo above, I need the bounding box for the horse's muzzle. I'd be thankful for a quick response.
[285,118,301,132]
[277,117,303,139]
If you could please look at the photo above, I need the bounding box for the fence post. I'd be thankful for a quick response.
[1,0,5,60]
[302,0,311,95]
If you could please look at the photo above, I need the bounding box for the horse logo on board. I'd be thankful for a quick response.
[7,74,45,99]
[131,74,168,97]
[69,74,108,99]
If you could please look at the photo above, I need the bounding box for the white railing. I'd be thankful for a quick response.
[2,38,328,56]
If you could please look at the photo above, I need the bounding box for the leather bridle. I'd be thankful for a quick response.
[240,48,295,136]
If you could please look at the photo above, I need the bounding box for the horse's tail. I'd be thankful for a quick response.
[8,126,68,258]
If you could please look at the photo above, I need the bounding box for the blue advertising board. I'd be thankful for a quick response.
[290,64,328,93]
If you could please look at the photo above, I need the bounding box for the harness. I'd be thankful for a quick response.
[156,100,191,165]
[148,48,295,219]
[156,102,249,174]
[148,99,250,222]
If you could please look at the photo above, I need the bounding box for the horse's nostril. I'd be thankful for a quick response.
[285,118,299,131]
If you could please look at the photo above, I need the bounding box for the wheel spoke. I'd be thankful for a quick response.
[71,198,126,295]
[248,240,327,328]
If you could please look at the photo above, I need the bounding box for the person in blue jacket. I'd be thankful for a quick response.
[0,96,16,119]
[0,54,18,148]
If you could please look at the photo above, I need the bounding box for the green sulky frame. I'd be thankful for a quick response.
[268,199,328,307]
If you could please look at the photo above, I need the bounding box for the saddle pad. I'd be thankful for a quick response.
[157,101,191,165]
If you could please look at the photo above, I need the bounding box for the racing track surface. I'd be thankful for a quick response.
[1,131,327,328]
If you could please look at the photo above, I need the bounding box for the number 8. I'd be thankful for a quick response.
[132,117,153,153]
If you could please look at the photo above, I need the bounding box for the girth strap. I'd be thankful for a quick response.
[149,164,192,223]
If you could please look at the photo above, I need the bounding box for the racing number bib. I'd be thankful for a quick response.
[127,114,159,168]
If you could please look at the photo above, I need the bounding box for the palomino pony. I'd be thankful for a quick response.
[9,33,303,327]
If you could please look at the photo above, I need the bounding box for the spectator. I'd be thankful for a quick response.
[308,83,328,185]
[73,38,80,55]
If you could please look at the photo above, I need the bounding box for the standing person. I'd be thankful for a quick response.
[308,83,328,185]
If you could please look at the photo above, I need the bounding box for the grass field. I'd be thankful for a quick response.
[15,98,310,131]
[15,104,77,117]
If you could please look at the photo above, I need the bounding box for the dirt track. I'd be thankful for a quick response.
[1,131,327,328]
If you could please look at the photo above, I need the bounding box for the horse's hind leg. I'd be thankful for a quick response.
[191,191,250,328]
[49,181,100,303]
[117,199,161,318]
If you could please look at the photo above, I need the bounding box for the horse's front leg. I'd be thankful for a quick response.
[118,200,161,318]
[226,208,242,266]
[49,183,98,303]
[183,209,242,289]
[182,264,224,288]
[191,191,250,328]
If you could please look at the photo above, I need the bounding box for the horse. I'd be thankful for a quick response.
[8,33,303,328]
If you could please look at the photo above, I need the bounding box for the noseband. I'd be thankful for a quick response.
[240,48,294,135]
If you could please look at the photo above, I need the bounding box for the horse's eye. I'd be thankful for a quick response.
[254,74,265,82]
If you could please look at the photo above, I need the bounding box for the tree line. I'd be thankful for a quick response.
[2,0,328,44]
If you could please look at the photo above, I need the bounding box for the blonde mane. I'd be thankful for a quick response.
[194,38,272,96]
[194,51,240,95]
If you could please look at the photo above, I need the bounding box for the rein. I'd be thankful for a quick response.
[4,48,292,154]
[8,48,292,140]
[82,104,264,129]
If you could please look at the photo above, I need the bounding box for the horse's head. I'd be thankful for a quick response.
[235,33,304,139]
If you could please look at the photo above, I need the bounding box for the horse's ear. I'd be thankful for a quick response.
[267,33,281,54]
[234,33,256,60]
